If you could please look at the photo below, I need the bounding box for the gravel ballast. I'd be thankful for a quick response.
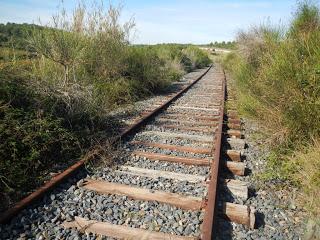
[0,180,204,239]
[216,118,306,240]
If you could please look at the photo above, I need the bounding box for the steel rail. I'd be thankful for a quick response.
[0,65,212,224]
[201,70,226,239]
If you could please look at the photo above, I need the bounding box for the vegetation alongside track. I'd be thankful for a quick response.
[0,3,211,210]
[199,41,236,50]
[222,2,320,218]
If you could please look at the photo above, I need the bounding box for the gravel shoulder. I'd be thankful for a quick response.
[217,118,306,240]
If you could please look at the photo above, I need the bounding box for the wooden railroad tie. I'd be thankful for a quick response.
[156,117,219,127]
[82,180,203,210]
[130,141,212,155]
[163,125,215,134]
[132,151,211,166]
[63,217,197,240]
[226,149,242,162]
[227,138,246,150]
[223,179,249,200]
[73,180,255,228]
[227,123,241,130]
[219,202,255,229]
[228,118,241,124]
[141,112,220,121]
[224,161,246,176]
[117,166,206,183]
[132,151,245,175]
[227,129,242,138]
[140,131,214,144]
[117,166,248,200]
[162,114,220,122]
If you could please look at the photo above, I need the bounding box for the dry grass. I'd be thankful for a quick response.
[292,139,320,217]
[222,1,320,220]
[83,140,121,169]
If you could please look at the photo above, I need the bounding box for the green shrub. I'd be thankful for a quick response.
[0,107,79,194]
[224,2,320,141]
[28,3,211,115]
[0,23,42,50]
[124,46,171,93]
[183,46,212,70]
[223,1,320,217]
[0,65,120,206]
[0,1,212,209]
[0,71,81,203]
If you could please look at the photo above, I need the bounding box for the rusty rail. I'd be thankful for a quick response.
[0,66,212,224]
[201,70,226,239]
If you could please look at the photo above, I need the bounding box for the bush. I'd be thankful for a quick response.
[124,46,172,93]
[183,46,212,71]
[0,70,81,204]
[0,107,79,194]
[28,3,134,118]
[29,3,211,115]
[0,1,212,209]
[224,2,320,141]
[0,64,120,207]
[0,23,42,50]
[223,1,320,217]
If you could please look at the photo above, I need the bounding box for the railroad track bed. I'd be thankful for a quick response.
[115,69,209,128]
[215,76,255,239]
[0,66,256,239]
[215,74,304,240]
[0,68,210,214]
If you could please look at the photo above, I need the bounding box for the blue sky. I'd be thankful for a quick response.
[0,0,298,44]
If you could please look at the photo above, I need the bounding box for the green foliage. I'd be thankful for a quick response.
[207,41,237,49]
[223,1,320,217]
[0,70,80,201]
[28,3,211,114]
[0,47,30,62]
[0,22,42,50]
[125,46,172,93]
[0,107,79,193]
[224,2,320,141]
[0,23,40,63]
[94,44,211,109]
[262,139,320,217]
[182,46,212,71]
[0,2,212,209]
[290,1,320,37]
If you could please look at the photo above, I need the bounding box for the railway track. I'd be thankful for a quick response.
[0,65,255,239]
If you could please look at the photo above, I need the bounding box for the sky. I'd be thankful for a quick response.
[0,0,298,44]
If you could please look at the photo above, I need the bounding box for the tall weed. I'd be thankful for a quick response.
[224,2,320,141]
[223,1,320,217]
[291,139,320,217]
[29,2,211,115]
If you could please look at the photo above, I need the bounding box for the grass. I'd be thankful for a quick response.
[291,139,320,216]
[222,1,320,219]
